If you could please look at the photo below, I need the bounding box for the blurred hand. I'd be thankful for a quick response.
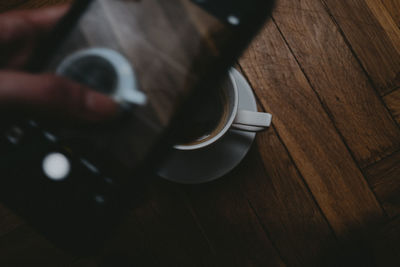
[0,6,118,122]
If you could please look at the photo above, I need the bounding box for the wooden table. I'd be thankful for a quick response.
[0,0,399,266]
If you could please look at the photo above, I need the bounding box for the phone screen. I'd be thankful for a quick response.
[0,0,274,251]
[38,0,273,173]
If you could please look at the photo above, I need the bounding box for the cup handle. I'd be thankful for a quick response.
[232,110,272,132]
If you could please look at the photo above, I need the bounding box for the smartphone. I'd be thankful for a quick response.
[0,0,275,252]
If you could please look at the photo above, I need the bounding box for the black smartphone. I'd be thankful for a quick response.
[0,0,275,253]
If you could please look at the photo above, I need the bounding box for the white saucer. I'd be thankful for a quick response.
[157,68,257,184]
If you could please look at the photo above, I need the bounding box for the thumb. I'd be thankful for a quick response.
[0,71,119,122]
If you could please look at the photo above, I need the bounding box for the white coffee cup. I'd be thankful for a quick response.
[175,70,272,150]
[56,48,146,106]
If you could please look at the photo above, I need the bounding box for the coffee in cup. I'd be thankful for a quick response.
[177,80,230,146]
[175,71,272,150]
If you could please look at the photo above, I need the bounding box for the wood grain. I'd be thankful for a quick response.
[384,89,400,125]
[182,171,286,267]
[237,130,343,266]
[321,0,400,95]
[365,0,400,57]
[239,21,386,238]
[365,151,400,218]
[381,0,400,28]
[272,0,400,167]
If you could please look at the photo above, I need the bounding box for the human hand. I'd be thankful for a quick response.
[0,6,118,122]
